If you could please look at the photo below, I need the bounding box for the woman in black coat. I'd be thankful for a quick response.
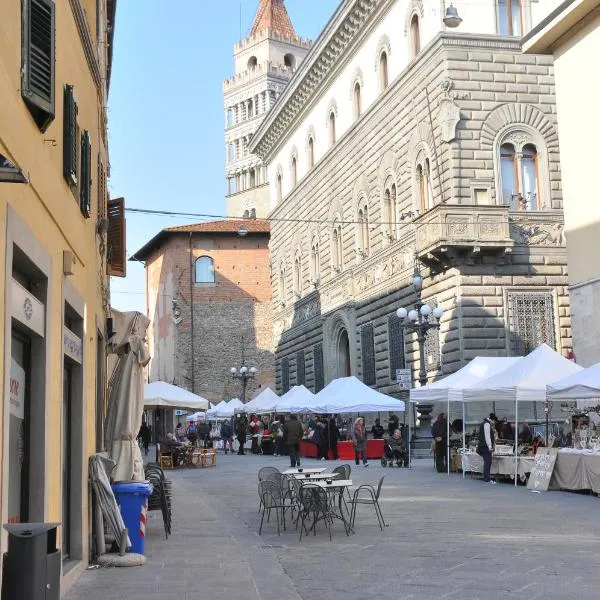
[235,415,248,455]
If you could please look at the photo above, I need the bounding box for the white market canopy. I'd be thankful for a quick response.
[463,344,583,403]
[144,381,209,410]
[213,398,244,418]
[313,376,405,413]
[185,411,206,422]
[243,387,279,414]
[547,361,600,401]
[409,356,522,403]
[274,385,318,414]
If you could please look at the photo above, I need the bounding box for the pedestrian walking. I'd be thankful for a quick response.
[285,414,303,467]
[220,419,234,454]
[138,421,151,456]
[235,414,248,455]
[328,416,339,460]
[352,417,368,467]
[431,413,448,473]
[476,413,497,484]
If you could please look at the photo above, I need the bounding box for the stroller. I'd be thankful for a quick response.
[381,438,409,467]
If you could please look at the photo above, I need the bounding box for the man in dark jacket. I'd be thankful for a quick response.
[371,418,384,439]
[285,415,304,467]
[431,413,448,473]
[235,415,248,455]
[220,419,234,454]
[477,413,497,484]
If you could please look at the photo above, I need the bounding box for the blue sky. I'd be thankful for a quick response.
[108,0,340,313]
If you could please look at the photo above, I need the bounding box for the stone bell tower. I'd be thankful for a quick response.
[223,0,311,219]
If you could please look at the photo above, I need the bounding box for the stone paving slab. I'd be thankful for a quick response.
[64,454,600,600]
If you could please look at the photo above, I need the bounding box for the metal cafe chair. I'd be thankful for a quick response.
[349,476,387,531]
[258,480,287,536]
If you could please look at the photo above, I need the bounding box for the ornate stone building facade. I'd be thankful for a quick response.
[224,0,311,219]
[251,0,571,426]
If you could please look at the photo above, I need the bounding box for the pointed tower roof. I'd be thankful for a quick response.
[250,0,296,38]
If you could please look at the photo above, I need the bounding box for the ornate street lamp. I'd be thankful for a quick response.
[230,337,257,403]
[395,262,444,449]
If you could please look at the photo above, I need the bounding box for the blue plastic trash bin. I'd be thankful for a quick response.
[111,482,153,554]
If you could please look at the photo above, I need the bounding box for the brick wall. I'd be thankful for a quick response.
[145,231,275,402]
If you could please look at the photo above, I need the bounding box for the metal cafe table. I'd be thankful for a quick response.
[309,479,354,535]
[282,467,327,475]
[290,472,339,481]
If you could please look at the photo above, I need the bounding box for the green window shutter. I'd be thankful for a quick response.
[80,130,92,218]
[63,85,78,185]
[21,0,56,131]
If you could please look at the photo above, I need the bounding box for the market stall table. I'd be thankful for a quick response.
[337,439,384,460]
[550,449,600,493]
[461,452,535,482]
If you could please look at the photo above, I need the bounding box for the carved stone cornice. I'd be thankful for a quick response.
[69,0,102,91]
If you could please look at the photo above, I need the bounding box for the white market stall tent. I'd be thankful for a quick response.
[463,344,583,484]
[185,411,206,422]
[410,356,522,474]
[242,387,279,414]
[213,398,244,418]
[547,361,600,402]
[313,376,405,414]
[144,381,209,411]
[273,385,318,414]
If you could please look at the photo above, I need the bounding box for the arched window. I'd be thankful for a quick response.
[499,138,540,210]
[353,82,362,119]
[291,156,297,186]
[384,183,396,240]
[195,256,215,283]
[416,159,432,212]
[410,15,421,57]
[294,255,302,296]
[248,56,257,70]
[358,206,369,256]
[279,266,286,304]
[308,136,315,168]
[249,168,256,188]
[276,172,282,202]
[248,99,254,119]
[379,51,389,91]
[311,241,320,284]
[498,0,522,36]
[332,225,343,272]
[284,53,296,69]
[329,112,336,146]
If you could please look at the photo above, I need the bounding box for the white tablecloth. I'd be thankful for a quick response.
[461,452,535,481]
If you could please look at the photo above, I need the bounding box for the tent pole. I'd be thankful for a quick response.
[408,402,412,468]
[447,397,450,475]
[462,402,466,479]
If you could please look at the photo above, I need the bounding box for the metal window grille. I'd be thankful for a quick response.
[361,323,376,386]
[388,315,405,379]
[313,343,324,392]
[508,291,556,356]
[281,358,290,393]
[296,350,305,386]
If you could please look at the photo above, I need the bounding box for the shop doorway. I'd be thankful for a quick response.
[8,330,31,523]
[62,361,73,559]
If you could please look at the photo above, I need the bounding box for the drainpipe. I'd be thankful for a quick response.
[189,233,195,393]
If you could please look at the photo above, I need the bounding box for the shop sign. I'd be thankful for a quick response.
[11,279,45,337]
[396,368,412,390]
[9,358,25,419]
[63,326,83,364]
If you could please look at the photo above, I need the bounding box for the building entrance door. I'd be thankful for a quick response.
[62,361,73,559]
[8,330,31,523]
[337,329,351,377]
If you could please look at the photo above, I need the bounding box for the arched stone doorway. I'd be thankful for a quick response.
[336,328,351,377]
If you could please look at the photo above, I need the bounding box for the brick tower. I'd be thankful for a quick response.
[223,0,311,219]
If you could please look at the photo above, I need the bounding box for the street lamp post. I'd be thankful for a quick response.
[230,337,257,403]
[395,263,444,447]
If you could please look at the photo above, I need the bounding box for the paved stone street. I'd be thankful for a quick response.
[64,454,600,600]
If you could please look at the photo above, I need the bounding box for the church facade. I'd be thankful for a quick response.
[251,0,572,426]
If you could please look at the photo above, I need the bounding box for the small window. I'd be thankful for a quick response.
[358,206,369,256]
[195,256,215,283]
[248,56,258,70]
[294,255,302,296]
[410,15,421,57]
[249,168,256,187]
[332,225,343,272]
[279,267,286,303]
[329,112,336,146]
[284,53,296,69]
[308,136,315,168]
[498,0,522,36]
[417,161,432,212]
[291,156,297,186]
[80,130,92,218]
[311,242,320,284]
[379,51,389,90]
[521,144,539,210]
[227,109,234,127]
[21,0,56,132]
[276,172,283,202]
[384,183,396,240]
[353,82,362,119]
[500,143,518,207]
